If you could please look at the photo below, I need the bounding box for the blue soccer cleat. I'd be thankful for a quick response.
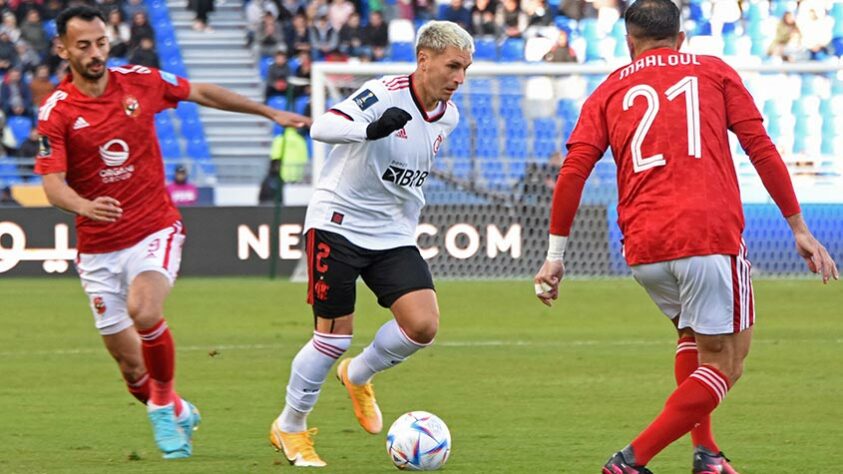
[178,400,201,443]
[147,403,190,459]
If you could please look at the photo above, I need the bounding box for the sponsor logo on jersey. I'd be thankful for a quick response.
[395,128,408,139]
[37,136,51,158]
[123,95,140,117]
[72,116,90,130]
[99,139,130,166]
[159,70,178,86]
[353,89,378,110]
[381,165,429,188]
[331,212,344,225]
[92,296,106,315]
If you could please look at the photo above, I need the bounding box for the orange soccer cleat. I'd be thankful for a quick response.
[269,421,327,468]
[336,358,383,434]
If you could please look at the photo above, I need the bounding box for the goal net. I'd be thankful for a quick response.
[310,61,843,279]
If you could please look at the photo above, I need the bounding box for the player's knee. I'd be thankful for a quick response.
[402,313,439,345]
[127,300,164,329]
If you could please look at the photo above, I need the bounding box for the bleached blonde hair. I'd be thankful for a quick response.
[415,20,475,55]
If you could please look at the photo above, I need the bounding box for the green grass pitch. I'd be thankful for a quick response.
[0,278,840,473]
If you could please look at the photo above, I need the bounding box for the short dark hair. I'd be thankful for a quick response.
[624,0,680,41]
[56,5,106,37]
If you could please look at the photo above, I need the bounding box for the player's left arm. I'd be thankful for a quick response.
[187,82,312,128]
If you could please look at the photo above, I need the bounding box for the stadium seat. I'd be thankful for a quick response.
[7,116,32,145]
[474,39,497,61]
[107,57,128,68]
[500,39,525,62]
[176,101,200,122]
[187,138,211,160]
[260,56,273,80]
[388,19,416,43]
[180,119,205,140]
[267,96,288,111]
[43,19,57,38]
[0,158,22,184]
[294,96,310,115]
[390,42,415,62]
[159,138,181,159]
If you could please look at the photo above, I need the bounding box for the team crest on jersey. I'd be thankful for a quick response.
[314,279,330,301]
[123,95,140,117]
[353,89,378,110]
[37,136,51,158]
[92,296,106,315]
[433,134,443,155]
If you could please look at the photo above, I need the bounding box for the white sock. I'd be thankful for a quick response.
[280,331,352,432]
[347,319,430,385]
[175,398,190,422]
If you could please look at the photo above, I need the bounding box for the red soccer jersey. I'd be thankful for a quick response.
[564,48,782,265]
[36,65,190,254]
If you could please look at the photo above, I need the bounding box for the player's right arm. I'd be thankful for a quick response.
[42,173,123,222]
[311,78,411,144]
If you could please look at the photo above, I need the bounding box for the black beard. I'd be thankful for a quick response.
[79,62,105,80]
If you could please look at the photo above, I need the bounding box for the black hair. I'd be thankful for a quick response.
[56,5,106,37]
[624,0,680,41]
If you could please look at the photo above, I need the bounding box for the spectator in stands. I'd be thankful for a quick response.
[265,47,290,100]
[471,0,498,37]
[544,29,577,62]
[310,14,338,59]
[338,11,364,57]
[270,126,308,183]
[526,0,553,27]
[14,39,39,74]
[1,11,20,41]
[0,0,12,20]
[305,0,329,22]
[189,0,214,32]
[518,151,563,203]
[123,0,146,21]
[97,0,124,20]
[166,165,200,206]
[43,0,65,20]
[362,10,388,60]
[286,12,310,54]
[798,7,833,60]
[258,11,284,57]
[413,0,435,22]
[15,126,37,160]
[1,68,32,118]
[258,158,282,204]
[29,64,53,107]
[441,0,473,33]
[106,9,130,57]
[0,185,20,206]
[44,36,64,74]
[13,0,46,25]
[128,11,154,51]
[0,30,17,72]
[281,0,307,16]
[497,0,527,39]
[244,0,267,47]
[558,0,596,20]
[129,36,160,68]
[292,50,311,97]
[768,11,803,62]
[327,0,354,31]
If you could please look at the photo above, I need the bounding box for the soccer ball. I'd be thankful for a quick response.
[386,411,451,471]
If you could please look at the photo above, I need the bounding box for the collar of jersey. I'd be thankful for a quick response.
[408,73,447,123]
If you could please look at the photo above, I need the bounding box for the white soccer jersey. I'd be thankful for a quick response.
[305,74,460,250]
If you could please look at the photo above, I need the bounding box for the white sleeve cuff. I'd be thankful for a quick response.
[546,234,568,261]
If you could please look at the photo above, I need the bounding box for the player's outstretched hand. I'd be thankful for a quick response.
[534,259,565,307]
[82,196,122,222]
[268,109,312,128]
[794,231,839,284]
[366,107,412,140]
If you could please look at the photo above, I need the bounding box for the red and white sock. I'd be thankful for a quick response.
[124,372,150,404]
[675,337,719,453]
[137,319,178,412]
[630,364,731,466]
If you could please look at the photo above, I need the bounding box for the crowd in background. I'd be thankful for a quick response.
[1,0,162,159]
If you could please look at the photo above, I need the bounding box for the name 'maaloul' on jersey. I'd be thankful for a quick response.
[305,74,460,251]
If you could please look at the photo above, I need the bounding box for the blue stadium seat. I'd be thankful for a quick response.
[187,137,211,160]
[260,56,273,79]
[107,57,128,68]
[474,39,497,61]
[451,159,472,179]
[480,160,505,184]
[180,118,204,140]
[390,42,415,61]
[723,32,738,55]
[470,78,493,93]
[176,101,200,122]
[267,96,288,111]
[505,138,528,158]
[556,99,578,121]
[500,39,525,62]
[7,116,32,145]
[43,19,57,38]
[555,16,577,34]
[294,96,310,115]
[159,138,181,159]
[0,158,22,184]
[532,118,556,140]
[533,139,557,159]
[155,112,174,133]
[721,21,738,35]
[156,126,177,142]
[832,37,843,56]
[688,0,705,21]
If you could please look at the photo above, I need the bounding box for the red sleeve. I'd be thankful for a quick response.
[548,142,604,236]
[34,106,68,175]
[732,119,801,217]
[566,91,609,151]
[720,59,763,128]
[148,68,191,112]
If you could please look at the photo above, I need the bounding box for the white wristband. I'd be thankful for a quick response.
[546,234,568,261]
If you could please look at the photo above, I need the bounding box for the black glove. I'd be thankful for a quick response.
[366,107,413,140]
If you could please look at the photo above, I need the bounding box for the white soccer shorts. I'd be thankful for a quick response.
[630,243,755,335]
[75,222,185,335]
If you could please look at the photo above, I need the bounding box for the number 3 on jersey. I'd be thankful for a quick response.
[623,76,701,173]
